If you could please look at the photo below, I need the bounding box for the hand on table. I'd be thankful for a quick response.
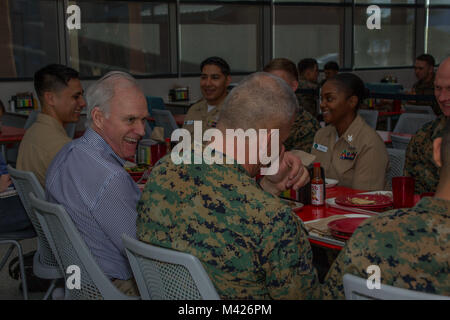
[260,147,310,196]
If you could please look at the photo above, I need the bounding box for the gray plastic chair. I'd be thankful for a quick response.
[29,193,138,300]
[65,123,77,139]
[343,274,450,300]
[23,110,40,130]
[403,104,435,115]
[391,134,412,150]
[122,234,220,300]
[393,113,436,134]
[358,110,378,129]
[151,109,179,139]
[386,148,406,190]
[0,228,36,300]
[7,165,61,299]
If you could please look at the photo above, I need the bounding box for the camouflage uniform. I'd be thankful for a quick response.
[136,149,320,299]
[412,74,441,116]
[404,115,447,194]
[284,108,321,153]
[296,79,319,118]
[322,197,450,299]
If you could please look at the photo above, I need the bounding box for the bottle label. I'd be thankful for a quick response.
[311,183,324,205]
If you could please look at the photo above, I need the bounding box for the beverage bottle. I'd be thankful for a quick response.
[311,162,324,206]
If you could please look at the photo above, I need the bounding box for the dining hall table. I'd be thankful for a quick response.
[0,125,26,160]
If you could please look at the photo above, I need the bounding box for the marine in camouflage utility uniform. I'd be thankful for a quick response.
[296,79,319,118]
[404,115,447,194]
[322,196,450,299]
[136,149,320,299]
[284,108,321,153]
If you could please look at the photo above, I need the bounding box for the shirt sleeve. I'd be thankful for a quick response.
[92,172,140,256]
[259,208,321,299]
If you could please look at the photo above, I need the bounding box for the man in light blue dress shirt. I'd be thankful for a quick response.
[46,71,149,296]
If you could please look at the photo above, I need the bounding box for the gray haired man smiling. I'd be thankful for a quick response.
[46,71,149,296]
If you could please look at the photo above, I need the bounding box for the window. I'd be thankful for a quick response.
[427,7,450,64]
[0,0,59,78]
[354,6,415,68]
[179,3,263,74]
[273,5,345,69]
[68,1,171,77]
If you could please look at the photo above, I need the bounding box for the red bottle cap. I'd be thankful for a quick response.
[313,162,321,167]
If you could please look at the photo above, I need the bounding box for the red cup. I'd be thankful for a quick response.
[150,143,167,165]
[392,177,415,208]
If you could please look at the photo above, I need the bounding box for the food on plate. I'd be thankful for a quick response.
[125,164,151,173]
[350,197,376,205]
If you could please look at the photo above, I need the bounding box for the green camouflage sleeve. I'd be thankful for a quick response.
[284,110,321,153]
[260,208,321,299]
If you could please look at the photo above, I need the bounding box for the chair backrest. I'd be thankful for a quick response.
[343,274,450,300]
[65,123,77,139]
[122,234,220,300]
[29,193,136,300]
[393,113,436,134]
[7,165,58,267]
[24,110,40,130]
[391,134,412,150]
[386,148,406,190]
[403,104,435,115]
[146,96,166,114]
[151,109,179,139]
[358,110,378,129]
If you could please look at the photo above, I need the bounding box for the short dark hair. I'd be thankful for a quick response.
[416,54,435,67]
[34,64,80,102]
[200,56,231,76]
[263,58,298,81]
[324,61,339,71]
[327,73,367,110]
[297,58,318,75]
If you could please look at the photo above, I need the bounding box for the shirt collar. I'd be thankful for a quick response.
[82,128,126,166]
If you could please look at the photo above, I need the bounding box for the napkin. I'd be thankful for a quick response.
[289,150,316,167]
[150,126,165,142]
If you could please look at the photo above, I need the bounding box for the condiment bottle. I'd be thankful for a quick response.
[311,162,324,206]
[165,137,171,153]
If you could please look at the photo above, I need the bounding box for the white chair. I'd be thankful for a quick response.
[29,194,138,300]
[7,165,62,300]
[386,148,406,190]
[151,109,179,140]
[393,113,436,134]
[403,104,434,115]
[358,109,379,129]
[391,134,412,150]
[122,234,220,300]
[343,274,450,300]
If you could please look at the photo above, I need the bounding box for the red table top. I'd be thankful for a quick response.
[0,126,26,143]
[293,186,364,250]
[378,111,404,117]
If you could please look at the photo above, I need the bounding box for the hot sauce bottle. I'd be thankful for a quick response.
[311,162,324,206]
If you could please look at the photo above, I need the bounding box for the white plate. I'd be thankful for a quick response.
[281,198,304,210]
[325,178,338,188]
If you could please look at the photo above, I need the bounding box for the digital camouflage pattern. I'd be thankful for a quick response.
[404,115,447,194]
[412,75,441,116]
[296,80,319,118]
[136,149,320,299]
[322,197,450,299]
[285,108,322,153]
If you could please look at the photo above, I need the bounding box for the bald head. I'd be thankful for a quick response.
[217,72,298,132]
[435,57,450,117]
